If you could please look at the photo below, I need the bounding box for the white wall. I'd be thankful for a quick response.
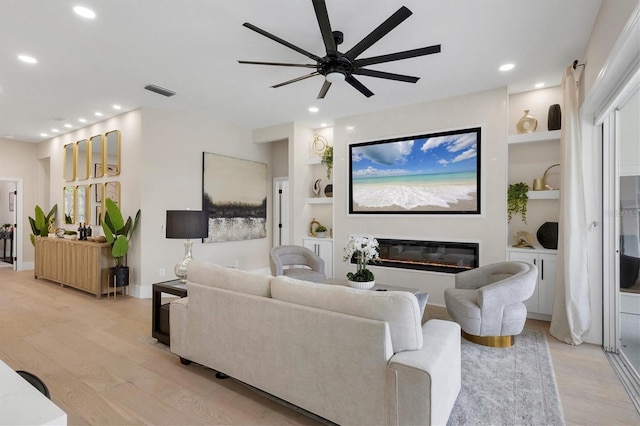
[332,87,508,306]
[138,108,272,297]
[0,137,39,266]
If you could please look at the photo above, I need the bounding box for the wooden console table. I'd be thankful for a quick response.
[34,237,111,299]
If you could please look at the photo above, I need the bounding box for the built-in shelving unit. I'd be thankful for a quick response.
[508,130,561,144]
[306,197,333,204]
[527,190,560,199]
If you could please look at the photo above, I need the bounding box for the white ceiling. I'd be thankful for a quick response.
[0,0,602,143]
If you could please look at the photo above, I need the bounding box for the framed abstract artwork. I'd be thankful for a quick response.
[202,152,267,242]
[349,127,481,214]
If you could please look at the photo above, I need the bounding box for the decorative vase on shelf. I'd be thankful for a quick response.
[547,104,561,131]
[324,184,333,198]
[313,179,322,197]
[516,110,538,134]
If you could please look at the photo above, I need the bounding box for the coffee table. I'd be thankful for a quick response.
[323,278,429,317]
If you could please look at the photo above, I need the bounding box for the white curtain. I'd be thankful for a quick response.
[549,67,592,345]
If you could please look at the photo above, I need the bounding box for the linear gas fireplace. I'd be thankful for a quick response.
[370,238,479,274]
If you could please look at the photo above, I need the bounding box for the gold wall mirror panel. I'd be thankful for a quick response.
[76,185,88,224]
[104,181,121,207]
[104,130,121,176]
[63,186,75,224]
[90,134,104,178]
[63,143,76,181]
[89,183,103,226]
[76,139,90,180]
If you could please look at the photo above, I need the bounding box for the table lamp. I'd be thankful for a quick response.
[166,210,208,283]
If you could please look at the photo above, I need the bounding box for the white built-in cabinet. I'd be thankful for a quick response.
[303,237,333,278]
[508,248,557,319]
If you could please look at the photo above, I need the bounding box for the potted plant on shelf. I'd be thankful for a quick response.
[321,145,333,180]
[101,198,141,288]
[343,235,380,289]
[315,225,327,238]
[508,182,530,224]
[29,204,57,245]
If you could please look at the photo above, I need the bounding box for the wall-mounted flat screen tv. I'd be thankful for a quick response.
[349,127,481,214]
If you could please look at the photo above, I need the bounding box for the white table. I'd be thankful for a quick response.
[0,360,67,425]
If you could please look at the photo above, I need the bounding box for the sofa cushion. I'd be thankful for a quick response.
[187,260,271,297]
[270,276,422,352]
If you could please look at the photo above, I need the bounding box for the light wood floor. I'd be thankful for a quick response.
[1,268,638,425]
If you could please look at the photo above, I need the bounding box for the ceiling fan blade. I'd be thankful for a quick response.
[312,0,337,55]
[271,71,320,89]
[355,45,441,67]
[344,6,412,61]
[352,68,419,83]
[317,80,332,99]
[243,22,322,62]
[238,60,317,68]
[345,75,374,98]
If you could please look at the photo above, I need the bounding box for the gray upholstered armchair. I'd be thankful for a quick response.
[444,261,537,347]
[270,245,326,283]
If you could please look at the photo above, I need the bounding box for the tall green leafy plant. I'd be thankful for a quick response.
[29,204,57,245]
[321,145,333,180]
[507,182,530,224]
[101,198,141,268]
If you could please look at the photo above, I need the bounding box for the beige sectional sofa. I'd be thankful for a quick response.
[170,260,461,425]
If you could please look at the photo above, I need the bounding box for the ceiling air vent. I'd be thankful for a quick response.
[144,84,176,97]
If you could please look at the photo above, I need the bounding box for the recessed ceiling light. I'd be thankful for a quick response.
[112,104,121,110]
[18,55,37,64]
[308,107,319,113]
[51,128,59,133]
[499,63,515,72]
[535,82,545,88]
[64,124,72,128]
[346,126,354,131]
[40,133,49,137]
[320,123,327,127]
[94,112,103,117]
[78,118,87,123]
[73,6,96,19]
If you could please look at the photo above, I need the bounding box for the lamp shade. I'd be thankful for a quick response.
[166,210,208,239]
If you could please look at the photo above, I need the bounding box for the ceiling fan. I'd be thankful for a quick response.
[239,0,441,99]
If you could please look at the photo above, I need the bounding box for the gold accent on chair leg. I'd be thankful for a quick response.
[461,330,515,347]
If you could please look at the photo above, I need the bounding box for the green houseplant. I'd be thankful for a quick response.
[29,204,57,245]
[321,145,333,180]
[507,182,530,224]
[102,198,141,287]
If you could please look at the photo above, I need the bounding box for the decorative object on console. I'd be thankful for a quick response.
[349,127,481,214]
[28,204,57,246]
[536,222,559,249]
[202,152,267,242]
[532,163,560,191]
[166,210,209,283]
[547,104,562,131]
[321,145,333,179]
[516,109,538,133]
[343,235,380,289]
[309,218,321,237]
[102,198,141,288]
[507,182,529,224]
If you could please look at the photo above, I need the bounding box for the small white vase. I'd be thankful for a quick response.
[347,279,375,290]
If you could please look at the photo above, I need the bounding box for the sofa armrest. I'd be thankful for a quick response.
[169,297,189,355]
[388,319,461,426]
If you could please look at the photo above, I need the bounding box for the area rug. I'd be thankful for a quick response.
[448,328,565,426]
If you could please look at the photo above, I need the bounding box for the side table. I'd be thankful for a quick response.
[152,280,187,345]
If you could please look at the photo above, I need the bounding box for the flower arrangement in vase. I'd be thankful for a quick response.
[343,235,380,289]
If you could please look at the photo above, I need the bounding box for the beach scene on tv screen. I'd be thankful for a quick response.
[350,129,479,213]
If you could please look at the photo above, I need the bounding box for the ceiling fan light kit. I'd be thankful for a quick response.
[239,0,441,99]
